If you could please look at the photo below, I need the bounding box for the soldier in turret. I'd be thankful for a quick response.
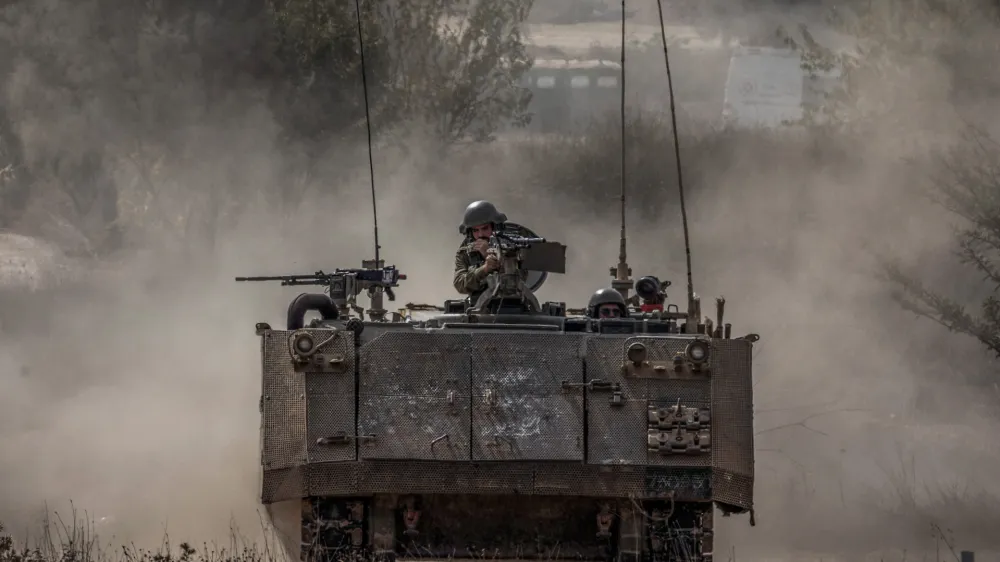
[453,200,528,300]
[586,287,629,319]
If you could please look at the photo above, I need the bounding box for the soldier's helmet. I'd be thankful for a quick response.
[587,287,628,318]
[459,200,508,234]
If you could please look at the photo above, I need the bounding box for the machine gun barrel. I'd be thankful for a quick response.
[234,267,407,287]
[234,274,329,286]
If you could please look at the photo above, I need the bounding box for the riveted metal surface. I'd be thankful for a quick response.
[292,460,712,500]
[261,467,306,503]
[261,330,307,470]
[356,461,535,494]
[712,470,753,510]
[469,332,586,461]
[710,338,755,510]
[640,336,712,468]
[257,325,754,510]
[530,463,646,496]
[304,462,357,496]
[586,335,712,466]
[644,467,713,500]
[358,332,472,461]
[304,330,357,463]
[531,464,712,501]
[397,495,610,560]
[306,395,357,463]
[586,336,646,464]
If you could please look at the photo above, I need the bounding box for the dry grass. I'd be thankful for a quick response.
[0,507,282,562]
[2,485,996,562]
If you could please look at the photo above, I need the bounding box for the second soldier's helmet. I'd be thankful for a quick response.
[459,200,508,234]
[587,287,628,318]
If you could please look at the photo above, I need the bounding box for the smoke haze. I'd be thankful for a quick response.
[1,0,999,558]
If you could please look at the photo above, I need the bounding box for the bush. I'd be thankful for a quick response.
[0,0,535,250]
[507,110,860,221]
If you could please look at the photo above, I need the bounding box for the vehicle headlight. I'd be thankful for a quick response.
[685,341,709,363]
[294,333,315,354]
[626,342,647,364]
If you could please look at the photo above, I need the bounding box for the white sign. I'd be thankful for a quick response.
[722,46,805,127]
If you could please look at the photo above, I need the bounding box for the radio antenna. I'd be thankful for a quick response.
[611,0,634,301]
[655,0,696,320]
[354,0,380,265]
[353,0,392,322]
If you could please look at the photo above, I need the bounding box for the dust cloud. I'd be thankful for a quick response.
[1,0,999,559]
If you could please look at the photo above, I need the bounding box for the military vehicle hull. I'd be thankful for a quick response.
[257,318,753,562]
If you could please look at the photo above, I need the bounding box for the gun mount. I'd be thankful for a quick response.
[236,260,406,324]
[460,222,568,316]
[471,230,548,314]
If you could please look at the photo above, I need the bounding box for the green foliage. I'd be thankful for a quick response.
[0,0,536,245]
[267,0,390,141]
[422,0,535,142]
[266,0,534,144]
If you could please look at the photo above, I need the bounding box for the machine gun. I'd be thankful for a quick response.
[489,231,546,254]
[236,261,406,322]
[469,232,549,314]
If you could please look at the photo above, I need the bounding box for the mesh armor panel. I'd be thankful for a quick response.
[260,462,712,503]
[258,326,754,510]
[358,332,472,461]
[710,339,754,509]
[586,336,712,467]
[261,331,306,470]
[261,329,356,470]
[469,332,586,461]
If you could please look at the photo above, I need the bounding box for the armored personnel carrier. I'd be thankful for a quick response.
[237,219,757,562]
[241,0,756,557]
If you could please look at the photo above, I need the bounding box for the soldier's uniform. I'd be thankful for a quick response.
[453,242,490,296]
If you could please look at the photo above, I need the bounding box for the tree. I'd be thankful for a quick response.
[776,0,1000,134]
[0,104,28,230]
[0,0,535,248]
[267,0,534,146]
[266,0,391,145]
[0,0,134,252]
[882,127,1000,364]
[773,0,1000,370]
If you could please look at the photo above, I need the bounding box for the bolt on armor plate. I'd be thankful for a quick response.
[254,314,754,562]
[259,329,753,508]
